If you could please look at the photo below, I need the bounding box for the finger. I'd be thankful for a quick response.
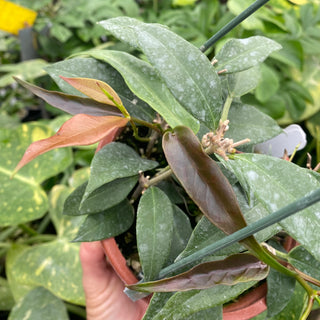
[79,241,147,320]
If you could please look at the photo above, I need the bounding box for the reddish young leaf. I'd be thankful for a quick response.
[127,253,269,292]
[14,115,128,173]
[14,77,121,117]
[162,126,262,253]
[60,76,122,106]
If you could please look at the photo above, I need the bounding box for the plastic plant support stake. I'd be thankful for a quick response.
[254,124,306,158]
[0,0,37,35]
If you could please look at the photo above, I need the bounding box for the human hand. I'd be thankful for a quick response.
[80,241,148,320]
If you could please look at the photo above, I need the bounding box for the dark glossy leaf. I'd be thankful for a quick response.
[137,187,174,281]
[83,142,158,200]
[45,57,155,122]
[128,253,268,292]
[14,115,128,173]
[79,50,200,133]
[215,36,282,73]
[14,77,122,117]
[72,200,134,242]
[8,287,68,320]
[63,176,138,216]
[163,126,258,252]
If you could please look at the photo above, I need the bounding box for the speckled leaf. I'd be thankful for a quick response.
[167,205,193,264]
[151,281,257,320]
[0,278,15,310]
[14,115,128,173]
[267,282,308,320]
[73,200,134,242]
[64,176,138,216]
[266,268,296,318]
[6,186,85,305]
[101,17,222,130]
[142,292,174,320]
[163,126,259,253]
[14,77,122,117]
[226,103,282,146]
[45,57,155,122]
[215,36,282,73]
[0,123,71,226]
[288,246,320,286]
[84,142,158,200]
[8,287,68,320]
[134,23,222,130]
[223,153,320,262]
[81,50,200,133]
[60,76,122,106]
[225,66,261,97]
[137,187,174,281]
[128,253,268,292]
[177,202,281,262]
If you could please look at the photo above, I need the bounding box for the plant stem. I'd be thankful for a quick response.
[36,213,51,234]
[19,234,56,244]
[65,303,86,318]
[147,167,173,187]
[18,224,38,236]
[0,226,18,241]
[200,0,271,52]
[220,94,233,122]
[159,187,320,278]
[131,117,162,133]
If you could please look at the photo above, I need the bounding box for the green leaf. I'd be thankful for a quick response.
[151,281,257,320]
[0,59,48,87]
[137,187,174,281]
[6,186,85,305]
[226,103,282,145]
[101,17,222,129]
[84,142,158,200]
[0,278,15,310]
[288,246,320,288]
[128,253,268,292]
[0,123,72,226]
[255,64,280,103]
[63,176,138,216]
[267,282,308,320]
[15,77,122,117]
[73,200,135,242]
[80,50,200,133]
[266,268,296,318]
[215,36,282,73]
[223,153,320,262]
[45,57,155,122]
[167,205,193,264]
[225,65,261,97]
[177,202,281,263]
[8,287,68,320]
[142,292,174,320]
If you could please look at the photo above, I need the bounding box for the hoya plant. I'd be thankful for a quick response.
[8,12,320,320]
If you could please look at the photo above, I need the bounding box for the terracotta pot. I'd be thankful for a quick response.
[101,236,297,320]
